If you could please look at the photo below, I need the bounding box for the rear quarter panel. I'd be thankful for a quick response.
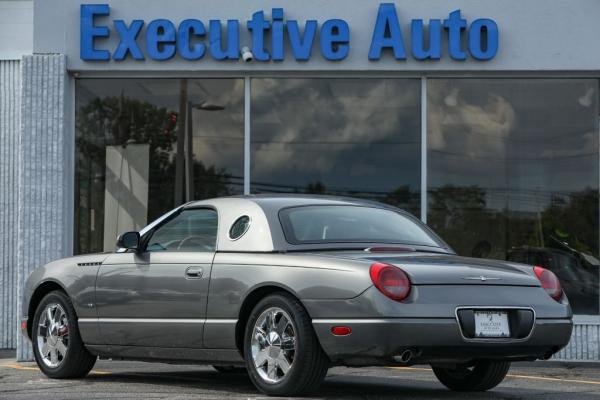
[203,252,372,348]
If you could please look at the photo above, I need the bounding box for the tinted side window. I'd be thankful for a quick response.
[147,209,218,252]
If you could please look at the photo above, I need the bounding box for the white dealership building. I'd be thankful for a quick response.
[0,0,599,360]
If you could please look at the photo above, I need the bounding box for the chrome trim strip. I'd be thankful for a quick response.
[205,319,238,324]
[454,306,537,343]
[312,319,399,324]
[85,318,205,324]
[79,318,237,324]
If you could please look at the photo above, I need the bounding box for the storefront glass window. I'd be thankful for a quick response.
[251,78,422,217]
[75,79,243,254]
[428,79,599,315]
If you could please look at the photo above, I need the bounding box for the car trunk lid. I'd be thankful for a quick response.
[324,251,539,286]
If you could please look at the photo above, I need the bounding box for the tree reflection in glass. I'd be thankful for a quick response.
[75,79,243,255]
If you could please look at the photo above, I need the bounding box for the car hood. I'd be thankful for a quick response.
[316,251,540,286]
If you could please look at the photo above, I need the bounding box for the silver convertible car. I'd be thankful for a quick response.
[22,195,573,396]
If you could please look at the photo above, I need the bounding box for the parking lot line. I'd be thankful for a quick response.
[389,366,600,386]
[505,373,600,386]
[0,363,111,375]
[2,363,39,371]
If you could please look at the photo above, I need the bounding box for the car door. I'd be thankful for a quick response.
[95,207,218,348]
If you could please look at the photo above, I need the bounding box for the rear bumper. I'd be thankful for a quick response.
[312,317,573,366]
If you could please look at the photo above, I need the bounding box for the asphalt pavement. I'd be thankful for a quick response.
[0,351,599,399]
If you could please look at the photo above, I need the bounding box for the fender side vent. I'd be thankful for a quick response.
[77,262,102,267]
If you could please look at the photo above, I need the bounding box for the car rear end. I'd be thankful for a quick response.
[307,252,573,367]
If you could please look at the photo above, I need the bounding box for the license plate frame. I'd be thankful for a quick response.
[474,311,510,338]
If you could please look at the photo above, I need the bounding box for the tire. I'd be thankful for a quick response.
[31,290,97,379]
[243,292,329,396]
[212,365,246,374]
[432,360,511,391]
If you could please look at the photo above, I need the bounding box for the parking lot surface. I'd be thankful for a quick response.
[1,353,599,399]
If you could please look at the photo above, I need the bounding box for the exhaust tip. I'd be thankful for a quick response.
[394,348,419,364]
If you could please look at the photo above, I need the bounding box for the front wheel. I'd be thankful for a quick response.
[32,291,97,379]
[432,360,511,391]
[244,293,329,396]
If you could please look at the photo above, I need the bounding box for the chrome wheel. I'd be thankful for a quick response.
[36,303,69,368]
[251,307,296,383]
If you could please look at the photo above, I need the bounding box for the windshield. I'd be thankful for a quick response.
[279,205,443,248]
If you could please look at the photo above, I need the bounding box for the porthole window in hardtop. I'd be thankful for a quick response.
[229,215,251,240]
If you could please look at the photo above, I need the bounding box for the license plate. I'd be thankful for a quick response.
[474,311,510,338]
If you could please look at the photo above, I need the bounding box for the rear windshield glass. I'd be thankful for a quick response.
[279,205,441,247]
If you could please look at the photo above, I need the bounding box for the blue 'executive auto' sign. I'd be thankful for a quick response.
[80,3,499,62]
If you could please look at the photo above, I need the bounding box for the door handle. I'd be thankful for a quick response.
[185,266,203,279]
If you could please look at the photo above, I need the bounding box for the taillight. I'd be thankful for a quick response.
[369,262,411,301]
[533,266,562,301]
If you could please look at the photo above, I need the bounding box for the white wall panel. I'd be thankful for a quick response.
[16,54,71,360]
[0,59,20,349]
[0,1,33,60]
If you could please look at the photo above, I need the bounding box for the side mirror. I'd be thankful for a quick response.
[116,231,140,251]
